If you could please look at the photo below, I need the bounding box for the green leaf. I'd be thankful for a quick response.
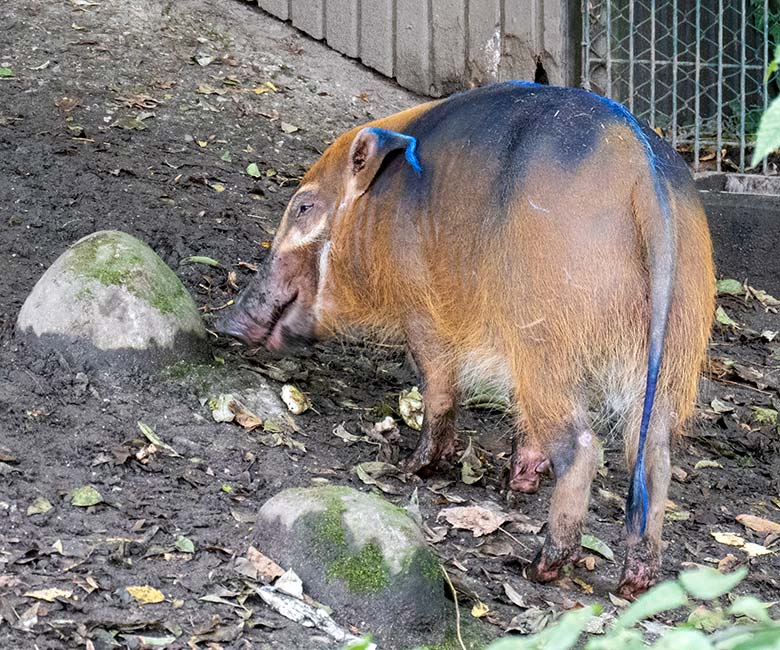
[728,596,772,623]
[612,581,687,631]
[0,67,14,78]
[181,255,220,267]
[246,162,261,178]
[174,535,195,554]
[731,628,780,650]
[27,497,53,516]
[679,566,747,600]
[751,95,780,167]
[220,151,232,162]
[651,629,713,650]
[138,421,180,457]
[716,278,744,297]
[344,636,373,650]
[751,406,778,426]
[715,306,738,328]
[70,485,103,507]
[487,606,597,650]
[581,533,615,562]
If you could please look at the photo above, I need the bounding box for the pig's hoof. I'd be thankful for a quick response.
[616,566,658,600]
[400,437,456,477]
[526,550,563,583]
[508,447,551,493]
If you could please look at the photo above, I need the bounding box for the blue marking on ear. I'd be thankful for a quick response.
[367,126,422,176]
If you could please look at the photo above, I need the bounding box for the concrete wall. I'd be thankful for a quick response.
[254,0,579,96]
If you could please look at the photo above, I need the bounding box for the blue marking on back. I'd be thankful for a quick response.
[367,127,422,176]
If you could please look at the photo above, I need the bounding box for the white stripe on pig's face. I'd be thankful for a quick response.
[274,183,332,253]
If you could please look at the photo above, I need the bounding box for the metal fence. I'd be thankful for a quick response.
[582,0,774,174]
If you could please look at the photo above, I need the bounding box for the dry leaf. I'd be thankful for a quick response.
[246,546,284,582]
[711,531,745,547]
[743,542,772,558]
[439,504,508,537]
[24,587,73,602]
[471,601,490,618]
[736,514,780,535]
[126,585,165,604]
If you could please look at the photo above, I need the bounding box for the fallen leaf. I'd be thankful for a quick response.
[246,546,284,582]
[138,421,180,457]
[181,255,220,267]
[0,67,14,78]
[581,534,614,562]
[280,121,299,134]
[193,54,214,66]
[717,554,740,573]
[751,406,778,426]
[471,601,489,618]
[281,385,311,415]
[736,514,780,535]
[27,497,53,516]
[573,576,594,593]
[716,278,744,297]
[221,150,232,162]
[275,569,304,599]
[353,461,404,495]
[246,162,261,178]
[712,531,745,547]
[24,587,73,602]
[502,582,528,608]
[70,485,103,507]
[695,459,723,470]
[175,536,195,554]
[715,306,739,328]
[398,387,424,430]
[710,398,734,414]
[743,542,772,558]
[458,437,485,485]
[126,585,165,605]
[439,504,508,537]
[229,399,263,430]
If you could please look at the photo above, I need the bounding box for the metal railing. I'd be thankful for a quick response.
[582,0,773,174]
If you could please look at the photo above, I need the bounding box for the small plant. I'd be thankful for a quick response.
[485,567,780,650]
[751,46,780,166]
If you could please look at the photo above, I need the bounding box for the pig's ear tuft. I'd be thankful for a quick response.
[348,127,421,195]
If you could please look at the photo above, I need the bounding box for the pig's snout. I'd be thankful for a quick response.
[214,307,262,346]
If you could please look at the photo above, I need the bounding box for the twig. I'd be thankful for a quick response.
[498,526,533,559]
[441,565,467,650]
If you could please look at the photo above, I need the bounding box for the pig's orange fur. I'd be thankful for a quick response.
[303,111,714,457]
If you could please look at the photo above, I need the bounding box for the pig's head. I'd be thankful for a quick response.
[216,125,422,353]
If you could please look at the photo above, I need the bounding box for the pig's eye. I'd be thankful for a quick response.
[297,203,314,217]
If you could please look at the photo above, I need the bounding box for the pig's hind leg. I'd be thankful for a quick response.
[617,405,672,599]
[525,422,598,583]
[399,321,459,475]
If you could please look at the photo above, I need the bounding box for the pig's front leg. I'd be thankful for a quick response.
[399,322,458,475]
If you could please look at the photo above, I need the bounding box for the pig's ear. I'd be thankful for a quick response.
[347,127,421,196]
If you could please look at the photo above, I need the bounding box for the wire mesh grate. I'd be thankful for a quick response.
[582,0,773,174]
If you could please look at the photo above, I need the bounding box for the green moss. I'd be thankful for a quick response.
[308,492,392,595]
[327,542,391,593]
[419,619,493,650]
[65,232,194,316]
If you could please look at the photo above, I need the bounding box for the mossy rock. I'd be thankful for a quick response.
[256,486,451,648]
[17,230,206,369]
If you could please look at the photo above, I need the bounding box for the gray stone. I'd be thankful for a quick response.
[467,0,502,86]
[255,486,449,647]
[359,0,394,77]
[17,230,206,369]
[257,0,290,21]
[325,0,358,58]
[431,0,467,96]
[291,0,324,40]
[395,0,432,95]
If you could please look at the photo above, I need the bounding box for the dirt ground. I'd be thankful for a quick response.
[1,1,779,649]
